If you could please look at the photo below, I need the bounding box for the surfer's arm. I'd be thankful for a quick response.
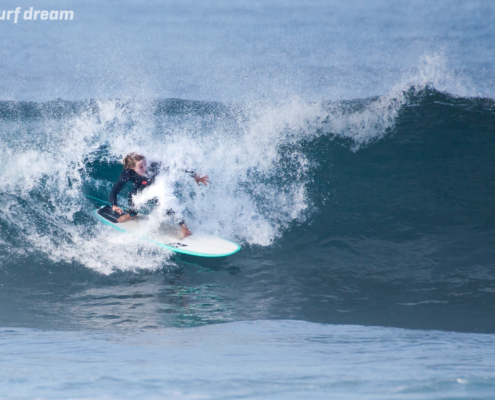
[168,164,209,186]
[165,208,191,237]
[109,171,130,213]
[149,163,208,185]
[182,169,209,186]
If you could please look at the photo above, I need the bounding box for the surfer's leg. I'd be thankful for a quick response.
[117,214,134,223]
[166,209,191,237]
[180,223,191,237]
[113,194,137,223]
[166,209,185,226]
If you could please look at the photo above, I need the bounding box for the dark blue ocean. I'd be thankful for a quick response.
[1,0,495,398]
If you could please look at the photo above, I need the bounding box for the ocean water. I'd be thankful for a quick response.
[1,0,495,398]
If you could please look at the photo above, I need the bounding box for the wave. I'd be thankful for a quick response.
[0,85,494,276]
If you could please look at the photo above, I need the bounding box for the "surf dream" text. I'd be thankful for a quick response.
[0,7,74,23]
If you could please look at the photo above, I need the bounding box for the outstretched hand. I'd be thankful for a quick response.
[194,174,210,186]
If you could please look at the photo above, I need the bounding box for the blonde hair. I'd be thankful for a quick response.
[123,152,146,169]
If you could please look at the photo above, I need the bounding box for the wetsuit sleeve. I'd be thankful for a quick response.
[183,169,196,178]
[149,162,195,178]
[109,171,130,206]
[162,162,196,177]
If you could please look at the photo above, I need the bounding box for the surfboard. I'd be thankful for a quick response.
[91,204,241,257]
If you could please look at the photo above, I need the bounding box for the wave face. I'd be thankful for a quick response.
[0,87,495,332]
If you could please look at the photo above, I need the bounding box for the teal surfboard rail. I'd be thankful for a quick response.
[87,195,241,257]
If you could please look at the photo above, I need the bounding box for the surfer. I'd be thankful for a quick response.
[109,152,210,237]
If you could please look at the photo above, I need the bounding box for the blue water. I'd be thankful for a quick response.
[1,0,495,398]
[3,321,495,399]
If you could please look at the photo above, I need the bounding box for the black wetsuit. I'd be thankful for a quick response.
[109,162,195,222]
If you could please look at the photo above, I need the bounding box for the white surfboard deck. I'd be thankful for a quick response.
[93,206,241,257]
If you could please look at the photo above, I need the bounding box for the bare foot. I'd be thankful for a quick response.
[181,224,192,237]
[117,214,133,223]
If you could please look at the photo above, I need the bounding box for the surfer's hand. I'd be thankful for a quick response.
[194,174,210,186]
[117,214,133,223]
[181,223,192,237]
[112,205,123,215]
